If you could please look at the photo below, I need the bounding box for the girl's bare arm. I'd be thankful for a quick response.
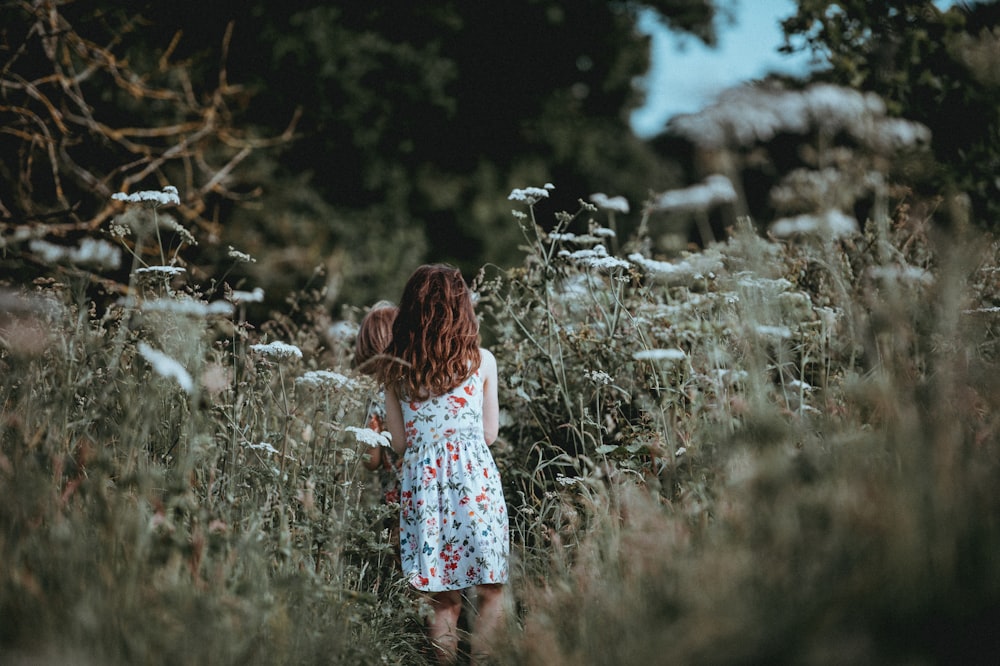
[384,384,407,457]
[480,348,499,446]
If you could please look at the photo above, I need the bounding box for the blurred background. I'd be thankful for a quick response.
[2,0,998,317]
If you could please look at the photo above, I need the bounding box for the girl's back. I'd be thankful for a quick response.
[400,370,485,451]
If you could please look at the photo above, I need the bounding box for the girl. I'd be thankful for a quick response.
[379,265,508,665]
[354,302,402,556]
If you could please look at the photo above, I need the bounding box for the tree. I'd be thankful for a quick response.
[1,1,722,309]
[779,0,1000,226]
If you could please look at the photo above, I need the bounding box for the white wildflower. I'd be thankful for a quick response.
[591,226,617,238]
[511,210,527,220]
[552,232,602,246]
[508,187,550,203]
[560,244,631,272]
[345,426,392,449]
[787,379,813,392]
[544,183,555,190]
[648,175,737,214]
[328,320,359,341]
[250,341,302,360]
[230,287,265,303]
[585,369,612,385]
[668,82,928,154]
[867,264,934,286]
[158,215,197,246]
[770,210,859,240]
[112,185,180,207]
[135,265,186,277]
[137,342,194,393]
[296,370,357,391]
[245,441,280,455]
[755,325,793,339]
[555,475,584,486]
[141,297,234,317]
[227,246,256,263]
[629,251,725,286]
[633,348,686,362]
[590,193,630,214]
[713,368,749,385]
[736,274,794,291]
[72,238,122,269]
[675,447,687,457]
[109,218,131,239]
[29,238,122,270]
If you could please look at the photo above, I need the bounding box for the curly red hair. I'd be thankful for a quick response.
[378,264,481,400]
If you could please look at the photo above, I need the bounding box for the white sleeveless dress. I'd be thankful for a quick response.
[397,369,509,591]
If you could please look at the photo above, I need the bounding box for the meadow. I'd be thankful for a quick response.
[3,84,1000,665]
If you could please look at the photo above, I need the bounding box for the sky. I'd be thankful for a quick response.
[630,0,815,138]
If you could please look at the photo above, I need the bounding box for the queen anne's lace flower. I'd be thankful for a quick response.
[345,426,392,448]
[112,185,180,206]
[590,192,630,214]
[648,175,737,214]
[633,348,686,362]
[137,342,193,393]
[508,187,550,203]
[250,341,302,360]
[296,370,357,391]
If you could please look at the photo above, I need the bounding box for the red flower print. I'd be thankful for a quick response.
[409,401,420,411]
[464,384,474,396]
[447,395,467,414]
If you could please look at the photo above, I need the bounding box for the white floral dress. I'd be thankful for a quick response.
[398,370,509,592]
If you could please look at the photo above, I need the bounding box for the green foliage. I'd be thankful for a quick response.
[0,198,425,664]
[780,0,1000,225]
[4,29,1000,663]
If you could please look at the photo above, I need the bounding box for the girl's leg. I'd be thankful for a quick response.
[470,583,506,664]
[428,589,463,664]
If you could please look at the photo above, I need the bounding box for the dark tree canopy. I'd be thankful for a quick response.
[1,0,720,307]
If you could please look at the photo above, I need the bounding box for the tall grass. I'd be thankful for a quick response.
[4,84,1000,664]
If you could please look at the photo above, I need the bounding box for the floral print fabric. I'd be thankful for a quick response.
[398,370,509,592]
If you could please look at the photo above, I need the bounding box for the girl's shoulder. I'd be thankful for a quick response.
[477,347,497,379]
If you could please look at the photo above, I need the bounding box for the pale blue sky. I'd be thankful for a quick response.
[630,0,814,137]
[630,0,961,137]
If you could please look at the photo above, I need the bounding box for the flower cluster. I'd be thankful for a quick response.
[345,426,392,448]
[249,341,303,360]
[648,175,737,214]
[509,183,555,204]
[29,238,122,270]
[137,342,193,393]
[589,192,630,214]
[112,185,180,207]
[296,370,358,391]
[559,244,631,272]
